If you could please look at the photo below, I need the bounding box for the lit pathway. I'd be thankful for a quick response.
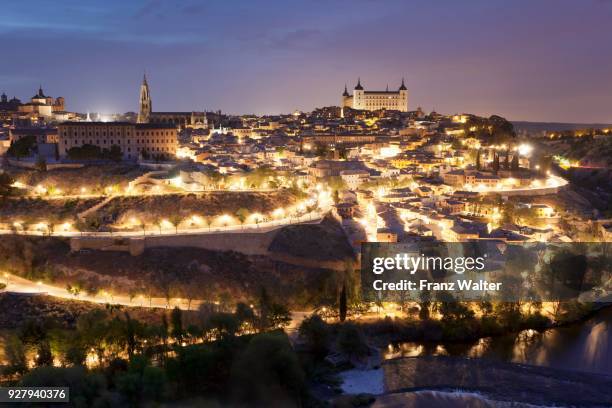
[0,209,328,238]
[0,272,310,332]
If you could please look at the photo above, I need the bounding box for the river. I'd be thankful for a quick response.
[384,306,612,375]
[368,307,612,406]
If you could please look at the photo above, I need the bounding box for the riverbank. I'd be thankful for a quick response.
[382,355,612,406]
[335,305,612,405]
[349,301,611,352]
[372,390,550,408]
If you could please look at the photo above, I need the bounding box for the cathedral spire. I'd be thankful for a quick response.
[138,73,152,124]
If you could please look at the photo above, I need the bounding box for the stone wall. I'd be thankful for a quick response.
[70,229,280,256]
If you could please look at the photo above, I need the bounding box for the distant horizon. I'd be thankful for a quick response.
[9,81,612,128]
[4,75,612,125]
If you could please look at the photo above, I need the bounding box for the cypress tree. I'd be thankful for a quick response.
[339,284,347,322]
[492,153,500,173]
[511,153,519,171]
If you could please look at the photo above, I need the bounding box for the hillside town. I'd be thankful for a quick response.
[1,76,611,407]
[1,77,609,248]
[3,0,612,404]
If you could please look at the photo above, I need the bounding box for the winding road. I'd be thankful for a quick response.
[0,272,310,332]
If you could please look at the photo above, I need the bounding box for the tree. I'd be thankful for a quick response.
[511,153,519,171]
[235,208,249,228]
[487,115,516,144]
[231,332,306,406]
[298,315,330,357]
[0,172,15,198]
[203,312,240,340]
[269,303,292,330]
[35,341,54,367]
[8,135,37,158]
[337,323,369,359]
[169,214,183,234]
[153,217,163,234]
[492,153,500,173]
[476,149,481,170]
[19,366,107,406]
[107,145,123,161]
[339,283,347,322]
[418,290,431,320]
[67,144,102,160]
[122,312,141,359]
[436,291,474,322]
[4,334,27,374]
[170,307,184,343]
[76,310,109,363]
[256,287,272,332]
[35,156,47,172]
[66,283,81,297]
[235,302,255,331]
[314,142,329,158]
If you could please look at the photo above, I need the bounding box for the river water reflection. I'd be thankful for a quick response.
[384,307,612,375]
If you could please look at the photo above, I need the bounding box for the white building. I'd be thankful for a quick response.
[341,79,408,112]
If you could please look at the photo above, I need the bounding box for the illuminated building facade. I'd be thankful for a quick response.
[12,86,66,118]
[58,122,177,160]
[341,79,408,112]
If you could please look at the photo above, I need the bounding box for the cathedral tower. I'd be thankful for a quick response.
[137,74,151,123]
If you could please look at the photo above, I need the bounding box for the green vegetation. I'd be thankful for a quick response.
[7,136,37,158]
[463,115,516,144]
[1,292,308,407]
[67,144,122,161]
[0,172,15,198]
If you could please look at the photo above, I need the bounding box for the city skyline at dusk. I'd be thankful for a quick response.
[2,0,612,122]
[1,2,612,406]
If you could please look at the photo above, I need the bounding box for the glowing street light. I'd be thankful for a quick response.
[218,214,233,227]
[248,213,264,225]
[272,208,285,219]
[170,176,183,188]
[160,219,173,230]
[517,143,533,156]
[190,215,204,226]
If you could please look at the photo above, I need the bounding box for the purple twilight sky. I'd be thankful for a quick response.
[1,0,612,122]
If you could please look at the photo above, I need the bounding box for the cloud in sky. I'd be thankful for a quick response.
[1,0,611,122]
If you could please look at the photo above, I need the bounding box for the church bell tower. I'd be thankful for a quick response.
[137,73,151,123]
